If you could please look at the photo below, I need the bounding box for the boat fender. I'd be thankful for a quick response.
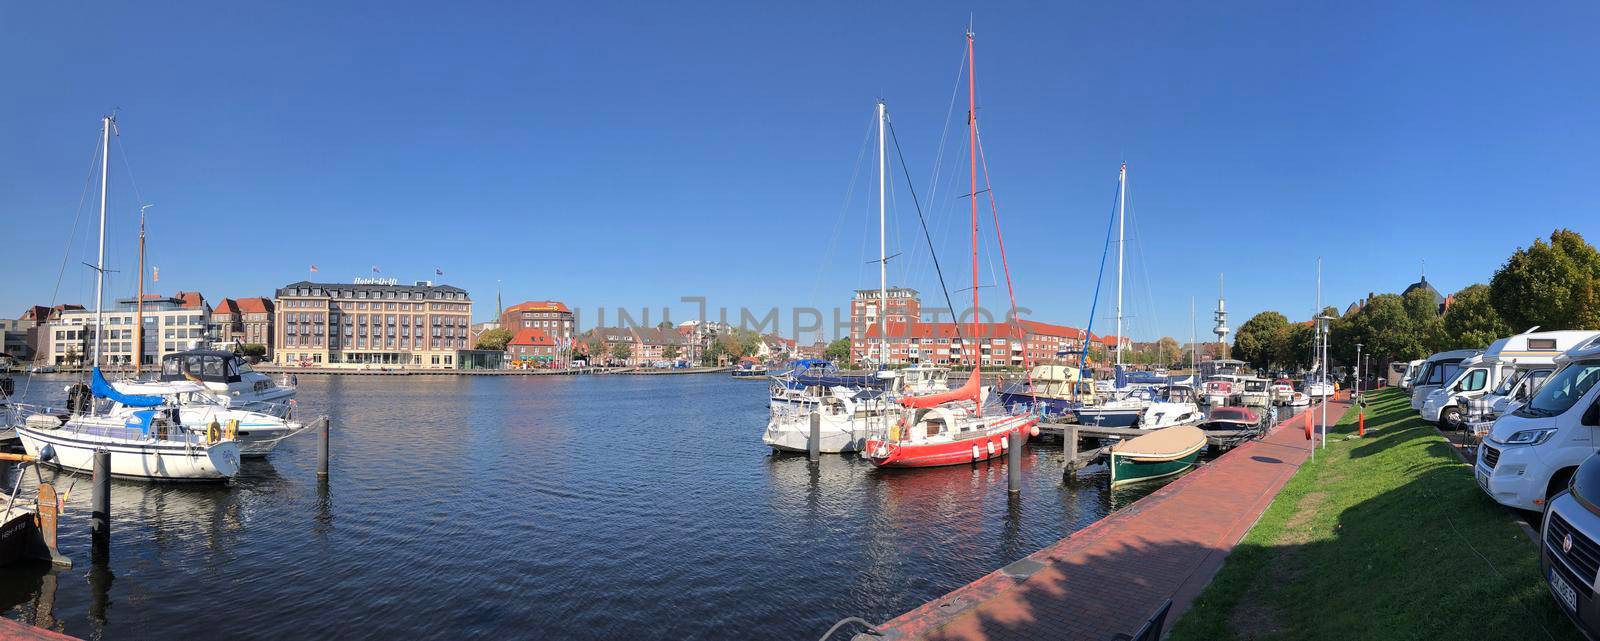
[1029,424,1040,437]
[207,419,221,445]
[971,445,981,460]
[226,419,239,441]
[987,440,996,455]
[1000,436,1008,450]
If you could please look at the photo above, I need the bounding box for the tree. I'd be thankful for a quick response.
[1333,293,1428,368]
[1281,322,1316,371]
[1233,311,1291,369]
[64,345,80,366]
[663,344,681,360]
[656,321,674,330]
[1155,337,1182,366]
[610,342,633,363]
[1490,229,1600,331]
[1441,284,1510,350]
[241,343,268,360]
[475,328,514,351]
[825,338,851,363]
[584,336,607,362]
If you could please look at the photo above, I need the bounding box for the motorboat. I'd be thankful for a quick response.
[153,350,296,414]
[1201,375,1241,406]
[894,365,951,396]
[1269,379,1296,405]
[1199,405,1260,432]
[1072,391,1151,428]
[0,451,68,568]
[1138,385,1204,430]
[1107,425,1207,486]
[106,379,306,457]
[1236,377,1272,407]
[768,359,888,412]
[762,388,892,453]
[731,361,768,379]
[1304,373,1336,398]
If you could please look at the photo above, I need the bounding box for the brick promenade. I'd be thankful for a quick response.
[871,399,1351,641]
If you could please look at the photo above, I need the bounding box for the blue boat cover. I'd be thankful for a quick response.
[123,409,158,434]
[91,367,165,407]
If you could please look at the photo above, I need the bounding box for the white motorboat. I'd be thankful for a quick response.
[1304,374,1335,398]
[762,387,892,453]
[1201,375,1241,406]
[154,350,296,414]
[1139,385,1205,430]
[10,115,242,482]
[107,379,305,457]
[1236,377,1272,407]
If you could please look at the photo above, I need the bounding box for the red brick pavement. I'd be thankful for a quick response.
[872,400,1351,641]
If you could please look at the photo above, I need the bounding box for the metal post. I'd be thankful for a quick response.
[808,411,820,462]
[317,418,330,478]
[91,451,110,559]
[1007,430,1022,493]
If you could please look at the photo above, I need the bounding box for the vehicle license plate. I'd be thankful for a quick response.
[1552,567,1579,612]
[1476,469,1489,493]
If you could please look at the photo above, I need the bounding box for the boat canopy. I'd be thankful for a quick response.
[92,367,164,407]
[160,350,245,384]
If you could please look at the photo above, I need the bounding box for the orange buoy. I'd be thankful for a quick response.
[1304,414,1314,441]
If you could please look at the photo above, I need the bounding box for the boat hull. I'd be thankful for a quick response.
[996,392,1079,418]
[1109,447,1203,486]
[1072,406,1141,428]
[17,427,240,481]
[863,415,1036,468]
[763,412,880,453]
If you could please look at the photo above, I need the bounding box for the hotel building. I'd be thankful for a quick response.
[273,280,473,368]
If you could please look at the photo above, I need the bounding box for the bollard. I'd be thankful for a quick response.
[317,419,330,479]
[1063,424,1079,479]
[808,411,820,462]
[91,451,110,560]
[1008,430,1022,493]
[1358,411,1366,437]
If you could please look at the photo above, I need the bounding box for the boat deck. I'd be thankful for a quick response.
[867,397,1351,641]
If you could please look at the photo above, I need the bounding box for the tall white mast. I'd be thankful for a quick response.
[877,100,888,366]
[94,115,111,370]
[1115,162,1126,369]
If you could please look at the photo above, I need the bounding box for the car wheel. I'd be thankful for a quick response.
[1440,407,1462,430]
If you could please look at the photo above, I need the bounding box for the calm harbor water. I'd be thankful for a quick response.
[1,373,1237,640]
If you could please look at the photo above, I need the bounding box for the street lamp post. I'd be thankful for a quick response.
[1315,313,1337,448]
[1355,343,1364,401]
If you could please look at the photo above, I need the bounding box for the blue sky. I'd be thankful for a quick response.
[4,2,1598,342]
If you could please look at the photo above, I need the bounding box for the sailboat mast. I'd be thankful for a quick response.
[967,31,979,359]
[1115,163,1125,369]
[136,207,146,375]
[94,115,110,370]
[877,100,888,367]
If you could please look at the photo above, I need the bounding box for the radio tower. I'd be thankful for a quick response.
[1213,274,1230,359]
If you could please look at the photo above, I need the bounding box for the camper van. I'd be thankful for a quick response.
[1477,335,1600,511]
[1410,349,1482,412]
[1422,331,1598,428]
[1390,359,1424,388]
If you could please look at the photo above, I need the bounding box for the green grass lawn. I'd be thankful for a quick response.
[1169,388,1581,641]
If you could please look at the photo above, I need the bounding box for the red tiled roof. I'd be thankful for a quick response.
[236,297,272,314]
[1016,320,1087,340]
[505,300,571,314]
[865,320,1088,341]
[214,298,241,315]
[52,304,84,312]
[176,291,206,309]
[509,328,556,347]
[20,305,50,321]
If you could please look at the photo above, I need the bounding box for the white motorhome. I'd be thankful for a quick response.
[1477,335,1600,511]
[1422,330,1598,428]
[1392,359,1424,389]
[1410,349,1482,412]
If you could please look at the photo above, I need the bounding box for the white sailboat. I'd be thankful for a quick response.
[1072,163,1146,428]
[12,115,242,481]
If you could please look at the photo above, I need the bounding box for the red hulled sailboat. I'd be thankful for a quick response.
[863,30,1039,469]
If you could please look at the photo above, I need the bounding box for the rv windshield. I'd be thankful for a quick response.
[1521,361,1600,418]
[1492,370,1526,397]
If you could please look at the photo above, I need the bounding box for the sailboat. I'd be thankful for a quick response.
[11,115,242,481]
[862,31,1037,468]
[1072,163,1146,428]
[764,101,902,453]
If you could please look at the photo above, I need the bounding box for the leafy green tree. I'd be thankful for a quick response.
[1234,311,1290,369]
[1490,229,1600,331]
[1333,293,1428,368]
[1155,337,1182,366]
[824,338,852,363]
[611,342,633,363]
[474,328,514,351]
[663,344,681,360]
[241,343,268,360]
[584,336,607,362]
[1281,322,1316,370]
[1441,284,1510,350]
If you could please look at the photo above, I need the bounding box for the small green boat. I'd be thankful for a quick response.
[1107,425,1207,486]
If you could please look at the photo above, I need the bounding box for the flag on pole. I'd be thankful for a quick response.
[435,268,443,276]
[372,265,380,274]
[152,266,159,282]
[310,264,319,273]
